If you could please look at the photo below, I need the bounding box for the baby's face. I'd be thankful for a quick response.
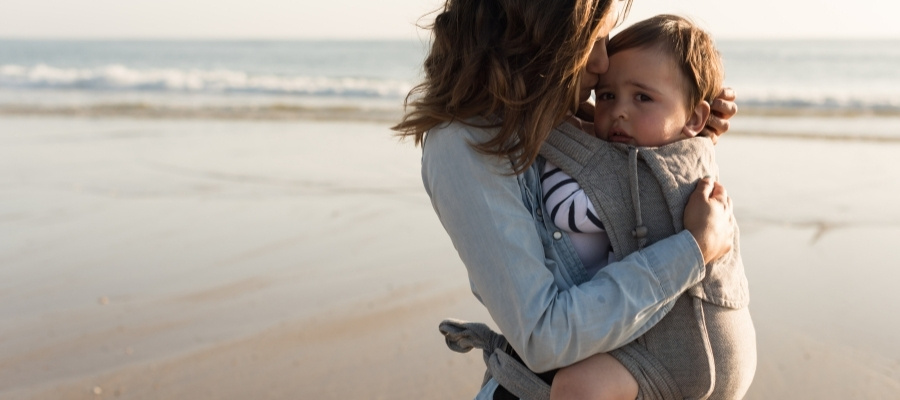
[593,46,692,147]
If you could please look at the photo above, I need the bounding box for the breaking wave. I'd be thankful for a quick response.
[0,64,412,99]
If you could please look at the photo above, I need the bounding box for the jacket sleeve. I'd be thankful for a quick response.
[422,123,706,372]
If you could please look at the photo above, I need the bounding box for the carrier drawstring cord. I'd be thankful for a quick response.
[628,147,649,249]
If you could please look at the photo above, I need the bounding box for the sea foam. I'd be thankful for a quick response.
[0,63,412,99]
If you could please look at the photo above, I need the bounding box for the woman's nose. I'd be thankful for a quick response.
[585,37,610,75]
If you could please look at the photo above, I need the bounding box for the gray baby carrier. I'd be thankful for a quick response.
[440,123,755,399]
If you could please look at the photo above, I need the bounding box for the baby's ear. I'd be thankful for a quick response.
[682,100,711,138]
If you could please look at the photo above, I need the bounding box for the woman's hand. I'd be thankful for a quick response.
[684,177,734,265]
[567,114,596,136]
[575,100,596,123]
[703,88,738,144]
[569,101,597,136]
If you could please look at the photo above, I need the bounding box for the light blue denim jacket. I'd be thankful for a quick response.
[422,121,706,381]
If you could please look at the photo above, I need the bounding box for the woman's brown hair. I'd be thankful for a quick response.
[607,14,723,117]
[392,0,631,174]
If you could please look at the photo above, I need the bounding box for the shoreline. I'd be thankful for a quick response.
[0,104,406,124]
[3,111,900,143]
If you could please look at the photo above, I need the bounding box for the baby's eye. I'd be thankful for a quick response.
[597,92,615,101]
[635,93,652,102]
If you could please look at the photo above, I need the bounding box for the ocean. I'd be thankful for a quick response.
[2,39,900,138]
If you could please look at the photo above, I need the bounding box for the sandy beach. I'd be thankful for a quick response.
[2,115,900,399]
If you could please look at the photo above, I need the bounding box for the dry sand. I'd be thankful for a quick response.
[1,116,899,399]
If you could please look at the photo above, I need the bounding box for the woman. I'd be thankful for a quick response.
[393,0,738,398]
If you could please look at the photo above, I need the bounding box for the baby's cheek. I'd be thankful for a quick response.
[592,119,608,140]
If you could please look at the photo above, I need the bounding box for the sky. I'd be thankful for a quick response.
[0,0,898,40]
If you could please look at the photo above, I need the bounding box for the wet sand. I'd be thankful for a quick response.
[2,116,899,399]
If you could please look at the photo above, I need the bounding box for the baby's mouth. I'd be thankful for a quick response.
[608,128,632,143]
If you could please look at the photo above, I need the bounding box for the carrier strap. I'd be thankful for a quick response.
[439,319,551,400]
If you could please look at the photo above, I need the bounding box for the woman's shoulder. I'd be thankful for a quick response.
[423,119,514,177]
[426,118,496,149]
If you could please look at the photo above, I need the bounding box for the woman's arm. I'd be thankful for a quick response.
[422,122,707,372]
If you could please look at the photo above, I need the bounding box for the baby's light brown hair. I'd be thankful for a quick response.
[608,14,723,122]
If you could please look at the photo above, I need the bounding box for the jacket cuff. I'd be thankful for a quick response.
[644,230,706,297]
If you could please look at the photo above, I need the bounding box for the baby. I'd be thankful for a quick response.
[540,15,756,399]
